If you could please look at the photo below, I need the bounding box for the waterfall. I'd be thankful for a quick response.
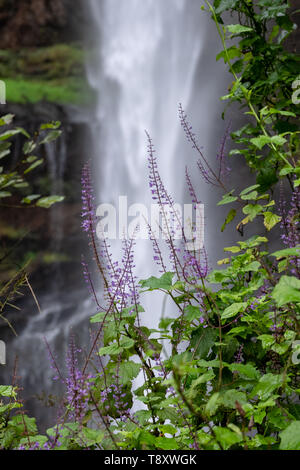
[87,0,228,327]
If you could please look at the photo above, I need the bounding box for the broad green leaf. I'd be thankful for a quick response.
[90,311,106,323]
[280,421,300,450]
[120,337,135,349]
[221,390,247,408]
[118,361,141,384]
[221,302,247,320]
[271,247,300,259]
[0,385,16,398]
[184,305,201,321]
[250,373,283,400]
[217,192,238,206]
[155,437,179,450]
[139,272,174,291]
[215,0,239,15]
[191,327,217,359]
[258,334,276,349]
[242,204,262,220]
[98,343,123,356]
[214,426,243,449]
[272,276,300,307]
[263,212,281,231]
[229,363,260,380]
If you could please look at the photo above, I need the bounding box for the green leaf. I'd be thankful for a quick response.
[39,130,62,145]
[139,272,174,291]
[242,204,262,220]
[120,337,135,350]
[271,247,300,259]
[184,305,201,321]
[272,276,300,307]
[217,192,238,206]
[250,373,283,400]
[221,302,247,320]
[250,136,270,150]
[229,363,260,380]
[155,437,179,450]
[191,327,217,359]
[223,245,241,253]
[23,140,36,155]
[0,129,22,141]
[0,191,12,198]
[36,195,64,208]
[0,114,14,126]
[221,209,236,232]
[24,158,43,174]
[215,0,239,15]
[205,392,220,416]
[243,261,261,272]
[240,184,261,196]
[90,311,106,323]
[118,361,141,384]
[214,426,243,449]
[263,212,281,231]
[221,390,247,409]
[98,343,123,356]
[258,334,276,349]
[280,421,300,450]
[0,385,16,398]
[21,194,41,204]
[226,24,254,35]
[40,121,61,130]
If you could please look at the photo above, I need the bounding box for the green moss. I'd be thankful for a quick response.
[4,77,95,105]
[0,44,95,105]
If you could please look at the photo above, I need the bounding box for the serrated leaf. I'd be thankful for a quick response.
[98,343,123,356]
[184,305,201,321]
[118,361,141,384]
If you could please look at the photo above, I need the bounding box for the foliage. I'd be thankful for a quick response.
[0,0,299,452]
[0,114,64,331]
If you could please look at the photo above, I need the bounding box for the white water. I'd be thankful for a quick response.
[88,0,228,327]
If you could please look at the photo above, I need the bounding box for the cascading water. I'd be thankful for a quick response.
[87,0,229,327]
[1,0,231,427]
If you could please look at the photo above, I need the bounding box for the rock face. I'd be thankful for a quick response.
[0,0,90,48]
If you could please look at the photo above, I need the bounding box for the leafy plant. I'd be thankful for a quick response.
[0,0,299,452]
[0,114,64,331]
